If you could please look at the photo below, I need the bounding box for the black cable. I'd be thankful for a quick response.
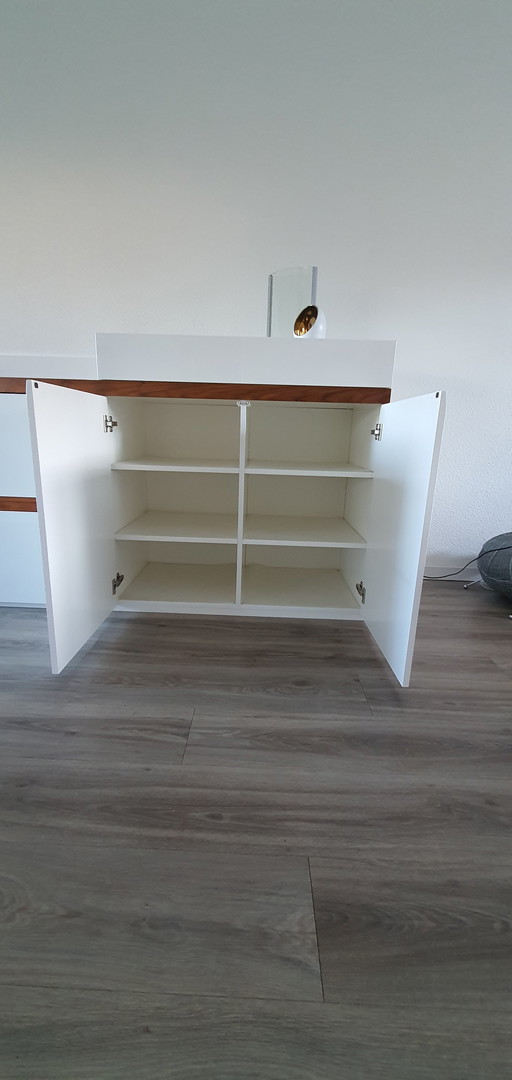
[424,545,512,581]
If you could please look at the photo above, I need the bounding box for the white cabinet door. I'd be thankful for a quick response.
[27,381,116,673]
[363,391,445,687]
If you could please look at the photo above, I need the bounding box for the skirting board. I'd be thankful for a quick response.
[0,602,46,608]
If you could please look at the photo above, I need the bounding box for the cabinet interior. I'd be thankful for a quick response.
[107,396,379,617]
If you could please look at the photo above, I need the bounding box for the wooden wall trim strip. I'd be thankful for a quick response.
[0,497,37,512]
[0,378,27,393]
[0,377,391,404]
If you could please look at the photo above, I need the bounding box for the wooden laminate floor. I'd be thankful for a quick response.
[0,582,511,1078]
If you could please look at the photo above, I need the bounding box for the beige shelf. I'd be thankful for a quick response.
[245,460,373,478]
[115,510,238,543]
[243,515,366,547]
[121,562,236,604]
[242,566,359,610]
[112,456,239,473]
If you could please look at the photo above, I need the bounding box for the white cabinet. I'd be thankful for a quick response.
[27,377,445,685]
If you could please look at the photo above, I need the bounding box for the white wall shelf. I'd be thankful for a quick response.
[245,461,373,478]
[112,456,239,473]
[114,510,238,543]
[243,515,366,547]
[112,456,373,478]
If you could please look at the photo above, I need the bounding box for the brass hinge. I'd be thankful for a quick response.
[103,415,118,433]
[112,572,124,595]
[356,581,366,604]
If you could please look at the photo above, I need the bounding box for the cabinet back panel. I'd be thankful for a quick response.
[243,546,340,569]
[111,472,147,531]
[248,404,352,465]
[147,473,238,514]
[145,542,236,565]
[348,406,380,470]
[338,548,366,604]
[114,539,148,594]
[246,475,347,519]
[343,478,372,541]
[107,398,146,461]
[142,401,240,462]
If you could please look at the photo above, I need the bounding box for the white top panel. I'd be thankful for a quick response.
[0,354,97,378]
[96,334,395,389]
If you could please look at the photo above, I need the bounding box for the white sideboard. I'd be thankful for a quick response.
[0,334,445,685]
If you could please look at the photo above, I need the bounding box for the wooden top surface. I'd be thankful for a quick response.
[0,378,391,404]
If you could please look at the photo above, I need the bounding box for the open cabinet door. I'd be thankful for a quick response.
[27,381,116,673]
[363,391,445,687]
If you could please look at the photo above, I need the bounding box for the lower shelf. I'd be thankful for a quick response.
[241,566,359,610]
[120,562,236,605]
[116,562,361,619]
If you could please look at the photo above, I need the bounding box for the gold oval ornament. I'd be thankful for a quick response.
[294,305,319,336]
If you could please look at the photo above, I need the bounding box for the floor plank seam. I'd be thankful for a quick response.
[307,857,326,1004]
[180,707,196,765]
[355,675,377,717]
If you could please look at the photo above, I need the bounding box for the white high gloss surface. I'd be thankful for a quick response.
[96,334,395,389]
[363,391,445,687]
[27,381,116,673]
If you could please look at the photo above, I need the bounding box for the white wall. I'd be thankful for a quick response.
[1,0,511,570]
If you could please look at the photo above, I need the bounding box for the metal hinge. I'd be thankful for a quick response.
[371,422,383,441]
[103,415,118,433]
[236,400,251,407]
[112,572,124,595]
[356,581,366,604]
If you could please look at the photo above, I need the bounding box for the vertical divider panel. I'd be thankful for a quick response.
[235,402,248,604]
